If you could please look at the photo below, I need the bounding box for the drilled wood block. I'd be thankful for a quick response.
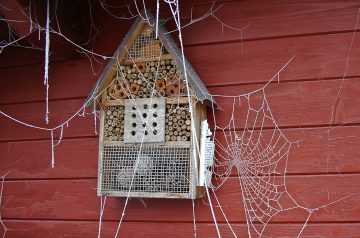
[124,98,165,143]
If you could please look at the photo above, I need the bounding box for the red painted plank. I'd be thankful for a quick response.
[0,126,359,180]
[93,0,360,53]
[0,58,105,105]
[186,32,360,87]
[0,98,98,142]
[2,175,359,222]
[3,220,360,238]
[209,78,360,129]
[0,138,98,179]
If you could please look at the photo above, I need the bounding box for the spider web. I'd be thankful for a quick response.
[209,89,295,237]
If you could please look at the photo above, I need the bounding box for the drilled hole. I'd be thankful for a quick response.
[153,122,157,127]
[153,103,158,109]
[132,106,136,110]
[142,113,147,118]
[132,123,137,128]
[131,131,136,136]
[144,130,148,135]
[143,104,148,109]
[153,130,157,135]
[153,112,158,117]
[132,113,136,118]
[142,123,146,127]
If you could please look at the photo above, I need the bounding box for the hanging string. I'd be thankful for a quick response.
[50,129,55,168]
[44,0,50,124]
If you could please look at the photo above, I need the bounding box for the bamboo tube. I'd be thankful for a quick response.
[107,120,112,125]
[171,135,176,141]
[169,131,174,136]
[182,136,187,141]
[150,62,155,67]
[160,60,165,65]
[178,119,184,125]
[155,62,160,67]
[150,67,156,72]
[166,60,170,65]
[106,110,112,116]
[187,126,191,131]
[145,62,151,67]
[136,62,146,73]
[147,82,154,90]
[158,90,166,97]
[165,135,171,141]
[177,136,182,141]
[145,66,150,72]
[168,121,173,126]
[174,131,178,136]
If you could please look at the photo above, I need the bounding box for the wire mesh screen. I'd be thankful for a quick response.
[125,25,169,62]
[99,143,194,198]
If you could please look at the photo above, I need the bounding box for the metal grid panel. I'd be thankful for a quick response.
[99,143,192,198]
[125,26,168,61]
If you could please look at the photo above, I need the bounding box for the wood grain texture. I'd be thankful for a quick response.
[3,220,360,238]
[1,175,359,222]
[93,0,360,53]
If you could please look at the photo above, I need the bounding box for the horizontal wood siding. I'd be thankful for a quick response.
[0,0,359,237]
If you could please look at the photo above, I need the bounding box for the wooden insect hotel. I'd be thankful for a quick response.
[86,11,216,199]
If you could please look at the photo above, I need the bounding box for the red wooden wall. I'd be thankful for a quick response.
[1,0,360,237]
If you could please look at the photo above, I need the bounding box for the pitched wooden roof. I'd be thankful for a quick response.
[86,10,216,107]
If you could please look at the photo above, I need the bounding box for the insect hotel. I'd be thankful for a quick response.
[86,11,216,199]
